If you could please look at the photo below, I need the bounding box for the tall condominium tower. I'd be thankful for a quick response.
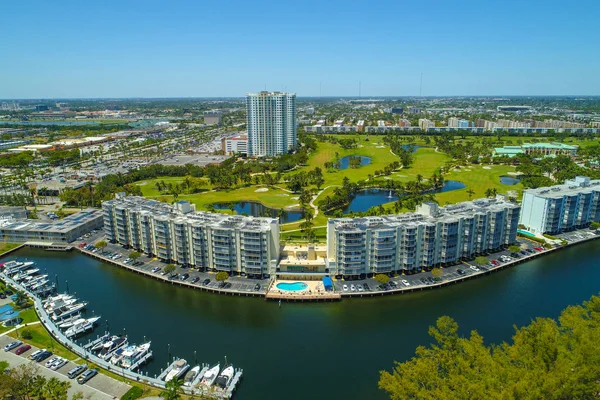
[246,91,297,157]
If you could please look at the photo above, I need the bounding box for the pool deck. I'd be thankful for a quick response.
[265,279,341,302]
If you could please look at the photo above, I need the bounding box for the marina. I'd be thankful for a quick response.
[1,238,600,399]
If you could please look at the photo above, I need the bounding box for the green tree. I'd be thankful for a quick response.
[374,274,390,285]
[95,240,107,253]
[431,267,442,279]
[215,271,229,282]
[13,290,28,307]
[20,328,33,340]
[160,377,183,400]
[590,221,600,230]
[466,188,475,199]
[379,294,600,400]
[474,256,489,266]
[128,251,141,260]
[509,245,522,253]
[163,264,176,274]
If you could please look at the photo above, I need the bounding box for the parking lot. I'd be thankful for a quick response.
[0,335,130,398]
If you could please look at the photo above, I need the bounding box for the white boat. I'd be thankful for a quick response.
[58,313,83,329]
[64,317,100,338]
[184,365,200,386]
[119,342,151,369]
[97,336,127,360]
[52,302,88,321]
[24,268,39,276]
[47,298,77,313]
[43,293,73,309]
[24,275,48,288]
[90,333,112,352]
[3,260,34,275]
[165,358,189,382]
[200,363,220,387]
[110,347,126,365]
[214,365,234,389]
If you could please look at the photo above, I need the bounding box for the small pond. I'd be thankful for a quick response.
[500,175,521,185]
[213,201,304,223]
[342,180,466,214]
[338,156,371,170]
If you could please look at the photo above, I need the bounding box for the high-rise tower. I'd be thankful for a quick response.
[246,91,296,157]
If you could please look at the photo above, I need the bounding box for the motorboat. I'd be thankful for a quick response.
[89,333,112,352]
[46,298,77,313]
[214,365,234,389]
[98,336,127,360]
[200,363,220,386]
[119,342,152,369]
[43,293,73,309]
[110,347,126,365]
[165,358,189,382]
[52,302,87,321]
[24,275,48,288]
[24,268,40,276]
[3,260,34,275]
[65,317,100,338]
[183,365,200,386]
[58,313,83,329]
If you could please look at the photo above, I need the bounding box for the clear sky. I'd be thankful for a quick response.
[1,0,599,98]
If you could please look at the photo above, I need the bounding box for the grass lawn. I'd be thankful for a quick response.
[0,242,21,256]
[280,227,327,244]
[9,324,79,360]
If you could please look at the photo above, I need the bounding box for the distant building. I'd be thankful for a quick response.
[391,108,404,114]
[408,107,421,113]
[35,105,49,112]
[0,207,27,220]
[357,120,365,133]
[418,119,435,131]
[448,117,470,128]
[306,107,315,115]
[204,111,223,125]
[222,134,248,155]
[519,177,600,234]
[497,106,532,112]
[493,142,578,158]
[246,91,297,157]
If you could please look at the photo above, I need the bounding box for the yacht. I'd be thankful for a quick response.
[200,363,220,387]
[58,313,83,329]
[98,336,127,360]
[119,342,152,369]
[165,358,189,382]
[52,302,87,321]
[183,365,201,386]
[24,275,48,288]
[109,347,126,365]
[214,365,234,389]
[24,268,40,276]
[64,317,100,338]
[46,298,77,313]
[3,260,34,275]
[89,333,112,352]
[44,293,74,308]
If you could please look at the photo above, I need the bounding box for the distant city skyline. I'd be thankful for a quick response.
[1,0,599,98]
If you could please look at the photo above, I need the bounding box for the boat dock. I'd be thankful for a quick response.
[190,364,209,387]
[129,350,153,371]
[158,358,183,381]
[196,368,243,399]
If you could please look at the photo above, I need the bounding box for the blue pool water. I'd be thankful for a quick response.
[517,229,536,237]
[276,282,308,291]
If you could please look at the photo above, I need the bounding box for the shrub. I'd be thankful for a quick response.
[20,328,32,340]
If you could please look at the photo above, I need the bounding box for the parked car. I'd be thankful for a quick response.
[388,281,397,288]
[534,247,543,251]
[470,265,480,272]
[45,356,60,368]
[363,283,370,291]
[51,358,68,370]
[191,277,200,284]
[68,364,87,379]
[77,369,98,384]
[202,279,211,285]
[35,351,52,362]
[15,344,31,355]
[180,273,190,281]
[342,284,348,291]
[29,349,45,360]
[3,340,22,352]
[350,284,356,292]
[401,279,410,286]
[491,260,500,266]
[357,285,364,292]
[254,283,261,291]
[456,269,465,275]
[223,282,232,289]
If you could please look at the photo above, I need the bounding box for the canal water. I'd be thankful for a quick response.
[4,243,600,399]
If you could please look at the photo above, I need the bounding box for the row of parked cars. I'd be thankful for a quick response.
[3,341,97,384]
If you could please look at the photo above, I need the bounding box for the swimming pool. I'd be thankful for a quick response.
[517,229,536,237]
[276,282,308,291]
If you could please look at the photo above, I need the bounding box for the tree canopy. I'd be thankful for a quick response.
[379,293,600,399]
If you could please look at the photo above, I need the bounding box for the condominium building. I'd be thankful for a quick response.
[448,117,470,128]
[326,197,520,278]
[102,194,280,277]
[519,177,600,234]
[418,119,435,131]
[246,91,297,157]
[222,134,248,155]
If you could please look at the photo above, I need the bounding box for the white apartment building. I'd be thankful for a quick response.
[519,177,600,234]
[246,91,297,157]
[222,134,248,155]
[103,194,280,278]
[418,119,435,130]
[327,197,520,278]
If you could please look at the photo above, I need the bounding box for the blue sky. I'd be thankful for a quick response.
[1,0,599,98]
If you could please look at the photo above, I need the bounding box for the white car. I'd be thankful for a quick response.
[401,279,410,286]
[470,265,480,272]
[357,286,364,292]
[51,357,68,371]
[45,357,60,368]
[350,284,356,292]
[29,349,45,360]
[342,284,348,292]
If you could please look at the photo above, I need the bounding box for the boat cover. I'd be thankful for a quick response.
[322,276,333,291]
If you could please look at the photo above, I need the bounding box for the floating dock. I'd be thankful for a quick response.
[129,351,153,371]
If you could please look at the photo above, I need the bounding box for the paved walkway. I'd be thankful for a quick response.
[0,321,41,337]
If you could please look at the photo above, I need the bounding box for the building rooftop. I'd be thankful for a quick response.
[523,176,600,199]
[0,209,102,233]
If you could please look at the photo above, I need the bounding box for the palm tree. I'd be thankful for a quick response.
[466,188,475,199]
[160,377,183,400]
